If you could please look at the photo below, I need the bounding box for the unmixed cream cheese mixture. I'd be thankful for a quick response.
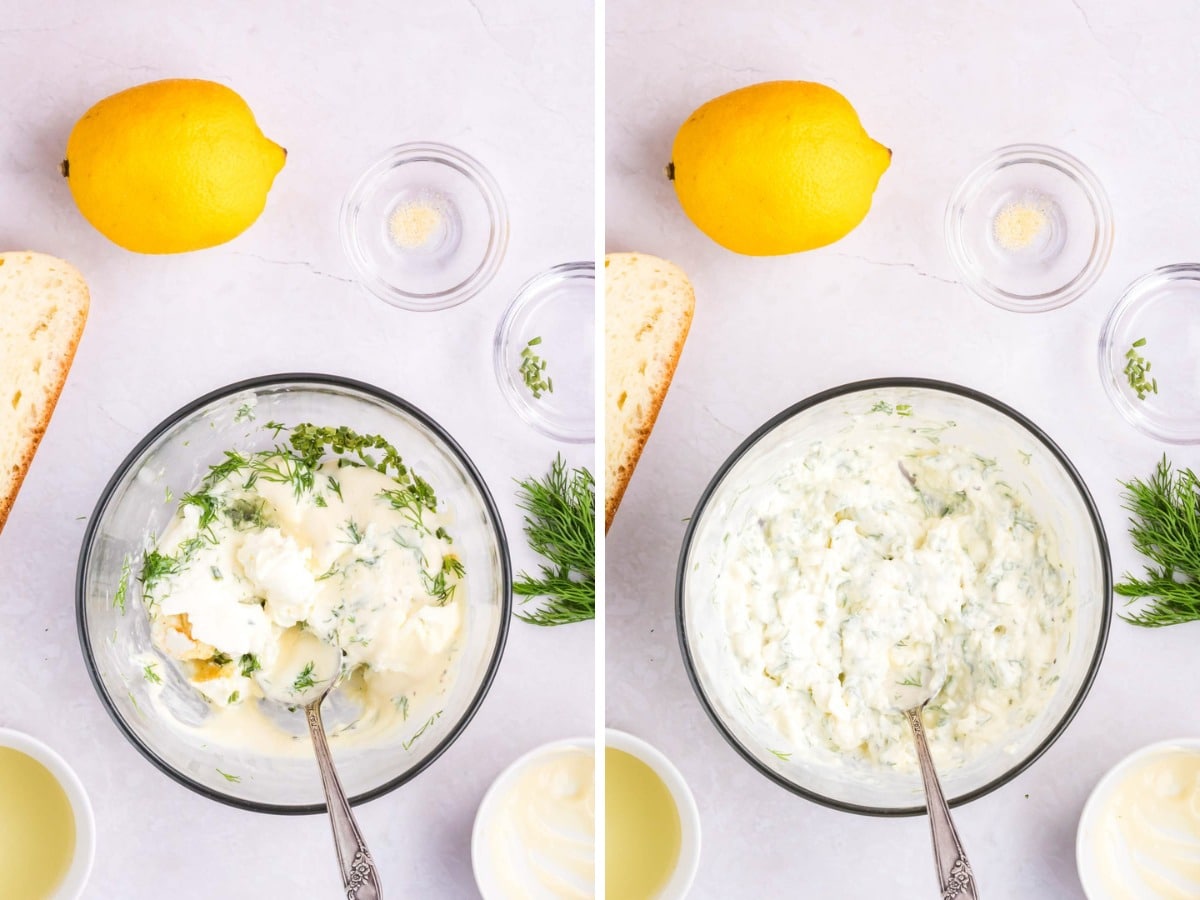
[715,427,1074,772]
[139,432,464,748]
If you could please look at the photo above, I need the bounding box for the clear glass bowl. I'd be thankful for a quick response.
[493,262,595,443]
[945,144,1113,312]
[76,375,511,813]
[1099,264,1200,443]
[677,379,1111,816]
[340,143,509,311]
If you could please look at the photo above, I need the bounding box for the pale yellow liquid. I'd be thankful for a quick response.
[0,748,76,900]
[605,748,681,900]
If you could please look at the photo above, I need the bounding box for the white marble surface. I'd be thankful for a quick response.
[607,2,1200,897]
[0,1,593,897]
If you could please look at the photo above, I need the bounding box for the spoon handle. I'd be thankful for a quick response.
[905,707,979,900]
[306,700,383,900]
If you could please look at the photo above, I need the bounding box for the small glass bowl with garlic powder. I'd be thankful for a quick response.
[340,142,509,311]
[946,144,1113,312]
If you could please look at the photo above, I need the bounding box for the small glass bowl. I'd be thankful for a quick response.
[340,143,509,311]
[1099,264,1200,443]
[945,144,1113,312]
[493,262,595,443]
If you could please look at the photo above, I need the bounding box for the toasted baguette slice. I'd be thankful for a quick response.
[0,252,89,534]
[604,252,695,531]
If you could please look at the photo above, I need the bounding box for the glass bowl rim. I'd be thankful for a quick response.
[1098,262,1200,444]
[492,260,596,444]
[75,372,513,816]
[338,141,510,312]
[674,376,1113,817]
[944,142,1114,313]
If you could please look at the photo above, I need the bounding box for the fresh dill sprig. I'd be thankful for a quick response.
[513,455,595,625]
[216,768,241,783]
[143,663,162,684]
[519,336,554,399]
[1116,456,1200,626]
[1124,337,1159,401]
[421,555,466,606]
[239,654,262,677]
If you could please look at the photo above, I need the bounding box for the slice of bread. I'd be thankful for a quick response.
[0,252,89,534]
[604,252,695,531]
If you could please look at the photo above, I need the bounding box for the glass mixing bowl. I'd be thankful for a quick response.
[677,379,1111,816]
[76,375,511,813]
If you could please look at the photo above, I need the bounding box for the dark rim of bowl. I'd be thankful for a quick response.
[675,377,1112,818]
[75,373,513,816]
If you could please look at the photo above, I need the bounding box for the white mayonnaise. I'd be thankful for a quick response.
[481,745,595,899]
[1093,747,1200,899]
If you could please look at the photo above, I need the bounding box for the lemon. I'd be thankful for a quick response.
[63,79,285,254]
[669,80,890,256]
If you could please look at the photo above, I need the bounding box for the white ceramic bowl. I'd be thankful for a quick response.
[606,728,701,900]
[0,728,95,899]
[1077,737,1200,898]
[472,736,594,899]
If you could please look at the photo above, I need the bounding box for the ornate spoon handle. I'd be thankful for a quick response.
[306,700,383,900]
[905,707,979,900]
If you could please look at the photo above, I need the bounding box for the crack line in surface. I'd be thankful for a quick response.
[831,252,961,287]
[230,253,355,285]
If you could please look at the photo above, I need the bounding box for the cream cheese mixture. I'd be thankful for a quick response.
[712,424,1074,772]
[134,425,465,749]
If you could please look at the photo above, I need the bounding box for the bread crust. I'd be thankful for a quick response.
[0,252,90,534]
[603,252,694,531]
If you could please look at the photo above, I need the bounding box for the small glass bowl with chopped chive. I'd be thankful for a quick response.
[1100,264,1200,443]
[945,144,1113,312]
[76,375,512,813]
[494,262,595,443]
[340,142,509,311]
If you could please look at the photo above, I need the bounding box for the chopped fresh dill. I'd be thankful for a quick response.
[396,695,410,720]
[422,555,466,606]
[114,554,132,613]
[292,661,317,692]
[210,566,223,581]
[227,691,240,704]
[341,519,364,545]
[239,654,261,677]
[164,486,173,503]
[403,711,442,751]
[211,651,232,666]
[327,476,343,501]
[143,663,162,684]
[519,336,553,399]
[768,748,791,761]
[314,495,327,508]
[896,403,913,417]
[869,400,893,414]
[216,769,241,783]
[234,403,255,423]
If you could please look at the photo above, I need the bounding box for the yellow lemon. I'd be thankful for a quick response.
[63,79,285,254]
[669,81,890,255]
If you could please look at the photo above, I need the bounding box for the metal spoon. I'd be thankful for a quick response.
[891,661,979,900]
[256,627,383,899]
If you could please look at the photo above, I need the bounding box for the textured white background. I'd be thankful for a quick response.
[607,2,1200,898]
[0,1,594,897]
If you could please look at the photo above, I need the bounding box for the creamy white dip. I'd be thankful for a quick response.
[137,426,464,748]
[710,415,1074,772]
